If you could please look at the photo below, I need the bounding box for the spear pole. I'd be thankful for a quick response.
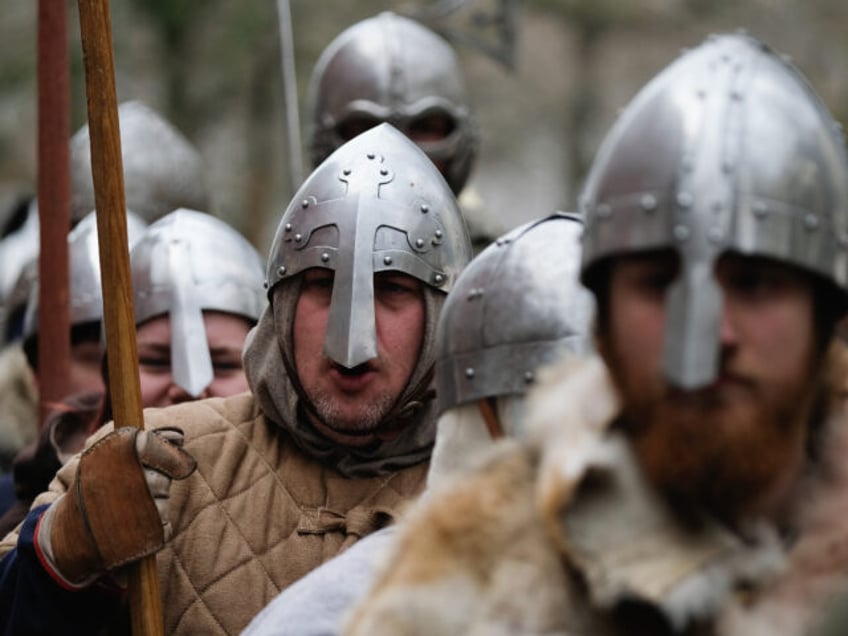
[276,0,303,192]
[76,0,163,633]
[36,0,71,428]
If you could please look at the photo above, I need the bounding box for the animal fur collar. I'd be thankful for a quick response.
[525,344,848,634]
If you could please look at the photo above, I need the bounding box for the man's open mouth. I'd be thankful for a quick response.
[333,362,372,376]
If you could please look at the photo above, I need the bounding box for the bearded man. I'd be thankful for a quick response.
[343,32,848,636]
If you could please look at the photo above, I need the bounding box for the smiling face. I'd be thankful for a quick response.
[598,249,823,522]
[136,310,252,407]
[292,268,426,445]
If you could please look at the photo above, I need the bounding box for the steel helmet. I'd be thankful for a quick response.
[267,123,472,370]
[579,32,848,389]
[307,12,478,195]
[131,209,266,395]
[436,213,594,412]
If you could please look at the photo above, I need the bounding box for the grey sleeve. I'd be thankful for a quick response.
[242,526,397,636]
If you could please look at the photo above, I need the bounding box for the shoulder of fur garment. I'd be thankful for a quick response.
[718,339,848,635]
[345,346,848,636]
[0,343,37,469]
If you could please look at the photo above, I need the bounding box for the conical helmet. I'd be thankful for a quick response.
[579,32,848,389]
[267,123,472,370]
[307,12,478,194]
[22,210,148,338]
[436,213,594,412]
[131,209,266,396]
[70,101,209,224]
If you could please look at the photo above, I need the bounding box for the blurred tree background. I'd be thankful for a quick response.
[2,0,848,252]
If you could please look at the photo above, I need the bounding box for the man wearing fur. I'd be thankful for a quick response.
[243,213,594,635]
[0,124,471,634]
[344,33,848,636]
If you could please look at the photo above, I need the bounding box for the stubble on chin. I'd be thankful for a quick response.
[308,388,396,436]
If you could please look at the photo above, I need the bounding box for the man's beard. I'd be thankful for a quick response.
[606,351,823,525]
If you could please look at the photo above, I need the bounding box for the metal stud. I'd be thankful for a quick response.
[343,168,351,176]
[263,280,269,289]
[294,233,303,243]
[380,168,389,176]
[708,226,723,243]
[277,265,287,276]
[640,194,657,212]
[524,371,534,383]
[676,191,693,209]
[465,368,475,379]
[420,204,429,213]
[804,214,819,231]
[434,273,445,285]
[673,225,690,243]
[383,255,393,266]
[301,200,309,209]
[415,238,425,248]
[321,252,330,263]
[435,229,443,239]
[367,153,376,160]
[285,223,292,232]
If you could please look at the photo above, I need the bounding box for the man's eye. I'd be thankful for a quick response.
[213,359,243,374]
[139,356,170,370]
[375,280,416,295]
[638,270,675,292]
[729,271,780,297]
[304,276,333,291]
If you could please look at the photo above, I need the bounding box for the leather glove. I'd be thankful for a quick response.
[35,426,197,589]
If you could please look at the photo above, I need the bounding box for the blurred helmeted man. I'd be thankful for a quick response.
[308,11,505,253]
[128,208,265,407]
[0,100,209,345]
[0,212,147,471]
[344,33,848,636]
[0,101,210,472]
[21,212,147,396]
[243,213,595,636]
[0,123,471,635]
[0,209,263,536]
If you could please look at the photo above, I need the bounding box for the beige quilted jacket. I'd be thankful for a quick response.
[0,391,429,635]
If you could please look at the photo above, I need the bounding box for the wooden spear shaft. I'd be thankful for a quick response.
[76,1,164,633]
[36,0,71,427]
